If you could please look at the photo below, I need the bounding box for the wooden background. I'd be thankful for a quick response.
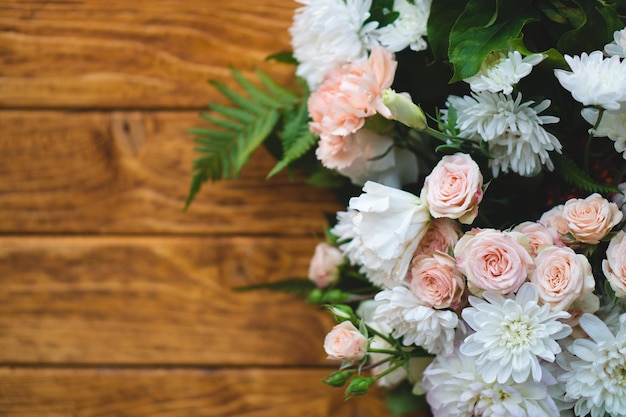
[0,1,397,416]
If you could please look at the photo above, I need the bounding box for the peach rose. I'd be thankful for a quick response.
[308,47,397,138]
[308,242,344,288]
[539,205,574,245]
[603,231,626,297]
[421,153,483,224]
[415,218,461,256]
[454,228,533,295]
[513,221,562,256]
[530,246,594,311]
[323,321,368,361]
[409,252,465,309]
[562,193,623,244]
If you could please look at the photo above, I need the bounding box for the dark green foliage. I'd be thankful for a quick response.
[233,277,316,297]
[553,154,620,194]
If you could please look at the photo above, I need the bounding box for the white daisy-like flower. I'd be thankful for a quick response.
[605,27,626,58]
[581,107,626,159]
[561,313,626,417]
[290,0,380,90]
[465,51,545,95]
[331,181,431,287]
[422,347,560,417]
[554,51,626,111]
[374,286,458,355]
[446,92,562,177]
[460,283,572,384]
[375,0,431,52]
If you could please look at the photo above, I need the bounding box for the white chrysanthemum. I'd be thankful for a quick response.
[554,51,626,111]
[423,347,560,417]
[374,286,458,355]
[331,181,431,287]
[460,283,572,384]
[605,27,626,58]
[446,92,562,177]
[290,0,380,90]
[561,313,626,417]
[465,51,545,95]
[581,107,626,159]
[375,0,431,52]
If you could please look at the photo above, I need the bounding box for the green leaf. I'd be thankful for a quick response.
[426,0,466,60]
[233,277,316,297]
[368,0,399,28]
[268,100,318,178]
[553,154,620,194]
[558,0,624,54]
[448,0,540,82]
[266,51,298,65]
[384,382,428,417]
[185,69,302,209]
[508,36,567,68]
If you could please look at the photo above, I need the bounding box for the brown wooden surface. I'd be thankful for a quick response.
[0,1,399,416]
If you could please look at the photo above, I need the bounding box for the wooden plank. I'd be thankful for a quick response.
[0,236,338,366]
[0,367,397,417]
[0,111,340,235]
[0,0,299,108]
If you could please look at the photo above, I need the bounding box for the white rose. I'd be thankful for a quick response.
[331,181,431,287]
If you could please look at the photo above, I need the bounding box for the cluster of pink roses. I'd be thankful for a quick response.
[317,151,626,366]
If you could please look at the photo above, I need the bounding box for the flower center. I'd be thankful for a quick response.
[500,317,533,351]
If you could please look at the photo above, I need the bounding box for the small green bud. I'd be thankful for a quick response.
[321,289,351,303]
[381,89,427,131]
[307,288,324,304]
[345,376,376,399]
[326,304,355,322]
[323,370,356,387]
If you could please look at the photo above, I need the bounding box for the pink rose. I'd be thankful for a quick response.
[513,221,562,256]
[409,252,465,309]
[415,218,461,257]
[454,228,533,295]
[562,193,623,244]
[323,321,368,361]
[530,246,594,311]
[308,47,397,138]
[308,243,343,288]
[539,205,574,245]
[603,231,626,297]
[421,153,483,224]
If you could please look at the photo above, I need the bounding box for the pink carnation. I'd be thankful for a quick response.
[308,47,397,138]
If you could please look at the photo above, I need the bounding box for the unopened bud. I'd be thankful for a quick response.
[381,89,427,131]
[322,289,351,303]
[326,304,355,322]
[323,370,355,387]
[345,376,376,399]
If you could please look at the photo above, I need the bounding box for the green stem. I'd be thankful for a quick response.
[372,361,404,380]
[364,323,397,346]
[367,348,400,356]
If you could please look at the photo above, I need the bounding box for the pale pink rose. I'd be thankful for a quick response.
[308,242,343,288]
[562,193,623,244]
[409,252,465,309]
[603,231,626,297]
[454,228,534,295]
[530,245,594,311]
[539,205,574,245]
[308,47,397,138]
[513,221,563,256]
[323,321,368,361]
[415,218,461,256]
[421,153,483,224]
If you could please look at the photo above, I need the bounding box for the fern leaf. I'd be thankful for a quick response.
[186,69,303,209]
[233,277,316,297]
[231,69,283,108]
[553,154,620,194]
[267,100,318,178]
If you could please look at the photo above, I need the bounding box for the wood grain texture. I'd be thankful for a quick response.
[0,0,298,108]
[0,367,397,417]
[0,236,339,366]
[0,111,340,235]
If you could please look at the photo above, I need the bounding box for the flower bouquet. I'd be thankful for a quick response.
[187,1,626,416]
